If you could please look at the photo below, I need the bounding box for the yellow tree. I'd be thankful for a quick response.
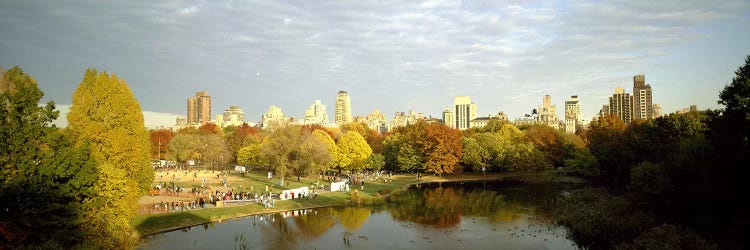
[67,69,151,247]
[337,131,372,173]
[312,129,339,172]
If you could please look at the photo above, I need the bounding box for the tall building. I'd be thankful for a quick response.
[608,87,633,123]
[215,105,245,128]
[262,105,286,129]
[335,91,352,125]
[564,95,582,134]
[187,91,211,125]
[303,100,329,125]
[633,74,653,120]
[652,103,662,118]
[453,96,477,130]
[388,110,426,131]
[538,95,558,129]
[443,107,455,129]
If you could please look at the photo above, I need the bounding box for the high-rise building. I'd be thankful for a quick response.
[608,87,633,123]
[633,74,653,121]
[335,91,352,125]
[538,95,558,129]
[262,105,286,129]
[304,100,329,125]
[453,96,477,130]
[652,103,662,118]
[564,95,582,134]
[388,110,426,131]
[443,107,455,129]
[187,91,211,125]
[216,105,244,128]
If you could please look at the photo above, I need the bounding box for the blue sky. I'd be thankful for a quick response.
[1,0,749,128]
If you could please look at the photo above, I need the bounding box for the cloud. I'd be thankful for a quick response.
[51,104,183,129]
[4,0,750,123]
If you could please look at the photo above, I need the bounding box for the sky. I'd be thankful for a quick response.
[1,0,749,128]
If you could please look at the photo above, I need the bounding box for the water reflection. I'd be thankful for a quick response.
[141,181,580,250]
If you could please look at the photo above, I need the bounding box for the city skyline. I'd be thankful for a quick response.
[1,1,749,128]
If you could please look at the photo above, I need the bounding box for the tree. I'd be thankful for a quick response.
[337,131,372,173]
[460,137,488,171]
[167,134,198,164]
[422,123,463,176]
[67,69,151,246]
[311,130,338,172]
[225,123,260,162]
[236,141,261,167]
[197,133,230,169]
[0,67,98,248]
[150,129,174,159]
[198,122,223,136]
[397,143,424,172]
[259,126,302,186]
[563,147,599,176]
[296,134,333,180]
[365,153,385,172]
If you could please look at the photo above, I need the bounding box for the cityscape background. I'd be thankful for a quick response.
[1,1,749,128]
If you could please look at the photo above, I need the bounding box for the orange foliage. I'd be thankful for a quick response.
[149,129,174,159]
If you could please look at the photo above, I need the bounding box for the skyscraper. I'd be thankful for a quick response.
[652,103,662,118]
[453,96,477,130]
[538,95,558,129]
[262,105,286,129]
[443,107,455,129]
[304,100,328,125]
[216,105,244,128]
[187,91,211,125]
[609,87,633,123]
[335,91,352,125]
[633,74,653,120]
[564,95,581,134]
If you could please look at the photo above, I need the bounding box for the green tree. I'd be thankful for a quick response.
[0,67,98,248]
[167,134,198,164]
[67,69,151,247]
[397,143,424,172]
[460,136,488,171]
[365,153,385,172]
[296,134,333,180]
[337,131,372,173]
[562,147,599,176]
[259,126,302,186]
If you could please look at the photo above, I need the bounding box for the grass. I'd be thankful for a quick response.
[135,168,567,237]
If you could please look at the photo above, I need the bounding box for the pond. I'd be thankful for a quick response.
[140,181,582,249]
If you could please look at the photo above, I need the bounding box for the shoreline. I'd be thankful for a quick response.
[135,172,582,238]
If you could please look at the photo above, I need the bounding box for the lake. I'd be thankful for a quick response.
[140,181,582,249]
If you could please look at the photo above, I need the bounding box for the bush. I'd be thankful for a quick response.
[616,224,718,250]
[547,188,654,249]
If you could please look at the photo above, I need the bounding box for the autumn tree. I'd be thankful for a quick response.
[150,129,174,159]
[167,134,198,164]
[236,139,262,167]
[295,134,333,180]
[422,123,463,176]
[311,130,338,172]
[0,67,97,248]
[67,69,152,247]
[198,122,223,136]
[225,123,260,162]
[259,126,303,186]
[337,131,372,173]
